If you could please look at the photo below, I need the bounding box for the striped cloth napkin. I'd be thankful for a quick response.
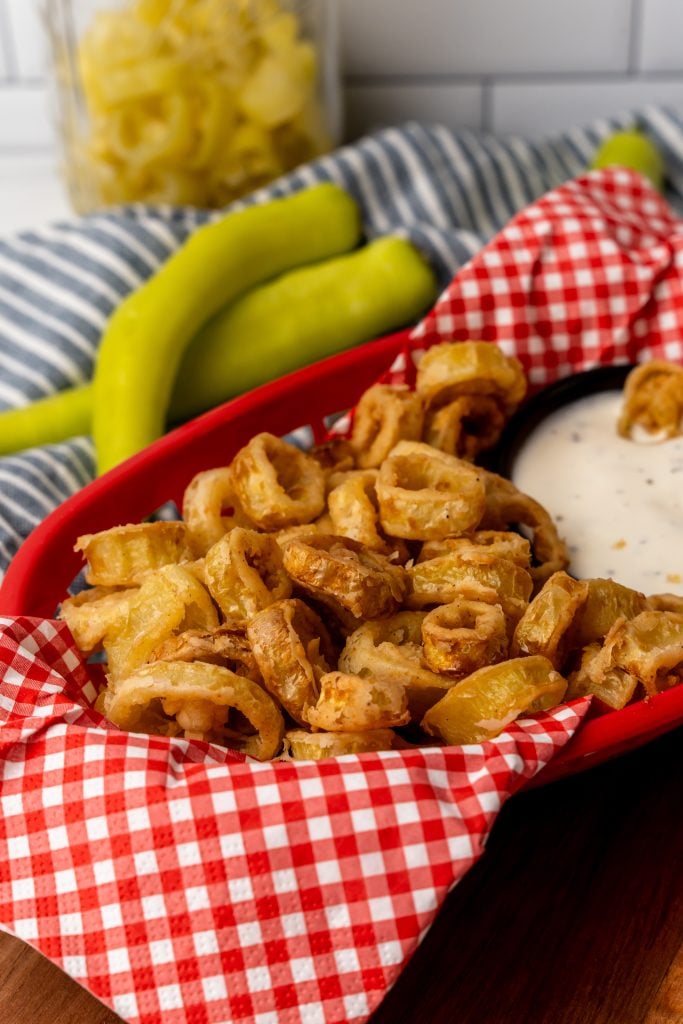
[1,106,683,576]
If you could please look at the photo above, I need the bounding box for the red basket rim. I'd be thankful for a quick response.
[1,327,680,785]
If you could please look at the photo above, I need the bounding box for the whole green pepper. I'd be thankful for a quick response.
[0,237,436,456]
[170,236,437,419]
[92,183,360,473]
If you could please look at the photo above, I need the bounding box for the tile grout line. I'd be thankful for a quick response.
[345,70,683,89]
[628,0,645,74]
[480,78,493,134]
[0,0,18,82]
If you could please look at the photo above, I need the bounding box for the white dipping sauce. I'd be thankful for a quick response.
[513,391,683,597]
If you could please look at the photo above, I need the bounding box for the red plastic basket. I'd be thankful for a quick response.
[1,328,681,786]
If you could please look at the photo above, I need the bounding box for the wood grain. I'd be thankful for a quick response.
[0,729,681,1024]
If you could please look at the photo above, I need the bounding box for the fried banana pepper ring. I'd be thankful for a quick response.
[376,440,486,540]
[326,469,407,561]
[573,578,647,647]
[303,671,409,731]
[597,610,683,696]
[349,384,424,469]
[618,361,683,440]
[104,564,219,680]
[282,534,406,620]
[511,571,589,669]
[327,470,384,550]
[283,728,396,760]
[419,530,531,568]
[566,643,639,710]
[151,623,260,680]
[423,394,507,461]
[308,439,356,477]
[59,586,138,654]
[103,660,285,761]
[422,655,567,745]
[182,466,254,555]
[416,340,526,415]
[75,521,191,586]
[205,527,291,621]
[647,592,683,614]
[407,551,533,625]
[247,598,335,724]
[339,612,455,720]
[422,599,508,675]
[230,432,325,529]
[478,469,569,586]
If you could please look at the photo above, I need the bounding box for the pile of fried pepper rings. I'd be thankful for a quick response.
[60,341,683,761]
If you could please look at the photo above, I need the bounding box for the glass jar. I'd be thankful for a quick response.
[44,0,341,212]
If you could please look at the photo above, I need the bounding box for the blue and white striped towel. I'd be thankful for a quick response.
[2,106,683,578]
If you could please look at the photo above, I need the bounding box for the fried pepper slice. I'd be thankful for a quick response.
[102,660,285,761]
[205,527,291,621]
[478,469,569,586]
[247,598,335,724]
[573,578,647,647]
[566,643,639,710]
[349,384,424,469]
[419,530,531,569]
[512,571,589,669]
[422,655,567,745]
[416,340,526,414]
[151,623,260,679]
[303,671,409,731]
[376,440,486,540]
[339,612,455,720]
[283,728,397,760]
[104,564,219,680]
[182,466,254,555]
[618,361,683,440]
[423,394,507,462]
[282,534,406,620]
[422,599,508,675]
[75,521,191,586]
[599,610,683,696]
[407,551,533,625]
[58,586,138,654]
[230,432,325,529]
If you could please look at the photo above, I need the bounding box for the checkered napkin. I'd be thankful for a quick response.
[1,164,682,1024]
[0,618,588,1024]
[411,166,683,373]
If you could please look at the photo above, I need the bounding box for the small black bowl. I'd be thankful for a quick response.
[489,363,636,478]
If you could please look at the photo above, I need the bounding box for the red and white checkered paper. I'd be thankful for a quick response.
[411,167,683,378]
[0,166,681,1024]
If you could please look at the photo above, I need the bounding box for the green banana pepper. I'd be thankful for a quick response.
[92,183,361,473]
[0,237,436,457]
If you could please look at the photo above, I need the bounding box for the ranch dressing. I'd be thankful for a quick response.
[512,391,683,597]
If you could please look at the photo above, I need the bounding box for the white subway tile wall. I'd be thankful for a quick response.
[0,0,681,152]
[341,0,634,76]
[5,0,46,79]
[639,0,683,72]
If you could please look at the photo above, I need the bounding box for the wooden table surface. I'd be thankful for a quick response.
[1,728,681,1024]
